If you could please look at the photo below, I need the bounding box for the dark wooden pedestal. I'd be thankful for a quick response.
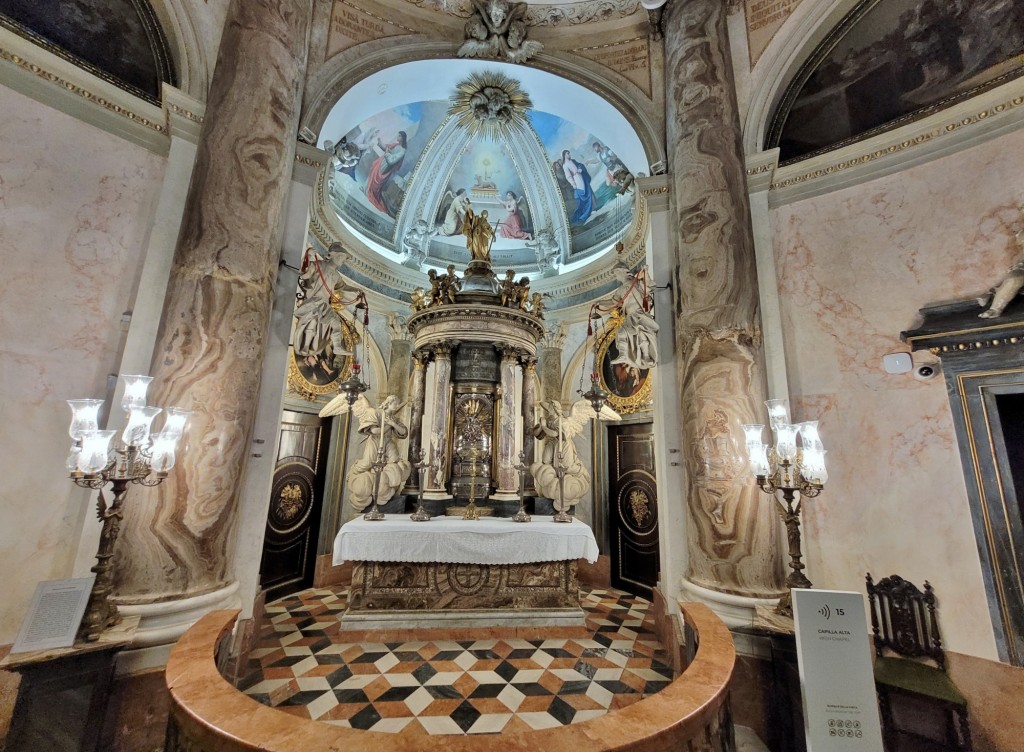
[1,616,138,752]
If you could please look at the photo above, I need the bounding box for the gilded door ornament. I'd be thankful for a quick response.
[275,483,305,525]
[629,488,650,527]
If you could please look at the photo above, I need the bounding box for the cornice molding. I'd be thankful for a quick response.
[0,26,208,155]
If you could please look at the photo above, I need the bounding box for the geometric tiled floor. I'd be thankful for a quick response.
[239,586,675,736]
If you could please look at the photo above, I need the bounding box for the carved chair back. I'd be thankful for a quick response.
[865,573,946,671]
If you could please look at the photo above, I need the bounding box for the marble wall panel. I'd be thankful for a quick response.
[0,85,164,643]
[772,126,1024,660]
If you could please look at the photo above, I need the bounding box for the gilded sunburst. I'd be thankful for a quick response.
[448,71,533,141]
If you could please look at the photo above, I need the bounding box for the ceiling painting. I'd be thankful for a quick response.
[319,61,645,277]
[768,0,1024,163]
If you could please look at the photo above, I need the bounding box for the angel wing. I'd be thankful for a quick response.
[518,195,533,236]
[319,393,375,425]
[435,189,455,227]
[562,399,620,440]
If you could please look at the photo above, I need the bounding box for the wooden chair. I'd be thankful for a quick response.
[865,574,972,752]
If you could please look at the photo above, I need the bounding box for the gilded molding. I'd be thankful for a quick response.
[167,102,204,125]
[0,47,165,134]
[927,337,1022,355]
[295,152,324,168]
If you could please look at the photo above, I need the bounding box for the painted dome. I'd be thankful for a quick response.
[317,60,647,278]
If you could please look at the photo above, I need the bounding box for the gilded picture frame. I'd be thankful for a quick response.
[287,312,360,403]
[595,308,653,415]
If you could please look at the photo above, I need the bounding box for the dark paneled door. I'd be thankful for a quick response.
[259,410,330,602]
[607,422,659,599]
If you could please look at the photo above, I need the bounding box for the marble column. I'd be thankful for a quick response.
[493,346,520,499]
[404,349,430,492]
[521,356,538,494]
[539,345,564,403]
[387,338,413,401]
[665,0,784,612]
[424,342,453,497]
[113,0,314,613]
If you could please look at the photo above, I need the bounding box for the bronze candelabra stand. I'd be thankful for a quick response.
[410,448,431,521]
[552,446,572,523]
[462,447,482,521]
[512,450,531,523]
[363,437,387,521]
[72,446,169,641]
[755,451,822,617]
[745,407,827,619]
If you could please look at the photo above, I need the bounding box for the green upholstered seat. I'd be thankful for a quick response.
[874,656,966,706]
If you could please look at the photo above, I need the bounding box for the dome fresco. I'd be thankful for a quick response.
[318,61,646,277]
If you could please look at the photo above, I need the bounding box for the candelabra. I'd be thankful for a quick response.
[512,450,531,523]
[463,447,482,521]
[552,445,572,523]
[363,438,387,521]
[66,375,190,641]
[743,399,828,617]
[410,448,431,521]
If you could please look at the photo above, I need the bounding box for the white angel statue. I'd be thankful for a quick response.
[319,394,411,512]
[530,399,620,512]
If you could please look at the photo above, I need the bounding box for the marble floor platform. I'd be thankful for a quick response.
[238,586,674,736]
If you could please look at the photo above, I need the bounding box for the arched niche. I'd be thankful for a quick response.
[0,0,178,101]
[752,0,1024,164]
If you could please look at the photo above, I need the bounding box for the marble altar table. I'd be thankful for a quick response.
[333,515,598,629]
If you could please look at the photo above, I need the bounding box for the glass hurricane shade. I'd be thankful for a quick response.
[162,407,191,440]
[149,431,178,472]
[67,399,104,441]
[741,424,771,476]
[120,374,153,411]
[77,430,116,474]
[796,420,823,450]
[741,423,764,446]
[122,406,162,447]
[748,442,770,476]
[764,399,790,428]
[802,447,828,484]
[773,423,799,462]
[745,411,828,484]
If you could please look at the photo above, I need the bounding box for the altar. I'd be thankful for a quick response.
[333,515,598,629]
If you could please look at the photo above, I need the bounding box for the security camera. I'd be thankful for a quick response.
[914,363,940,381]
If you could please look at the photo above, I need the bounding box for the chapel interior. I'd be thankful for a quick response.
[2,0,1024,751]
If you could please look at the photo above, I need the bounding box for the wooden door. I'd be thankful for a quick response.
[608,422,659,599]
[259,410,330,602]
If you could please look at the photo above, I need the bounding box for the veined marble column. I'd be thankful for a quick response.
[113,0,314,615]
[404,349,430,492]
[665,0,784,614]
[493,346,520,499]
[521,356,538,494]
[424,342,453,497]
[387,339,413,401]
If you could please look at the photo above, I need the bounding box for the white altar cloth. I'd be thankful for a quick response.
[333,514,599,566]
